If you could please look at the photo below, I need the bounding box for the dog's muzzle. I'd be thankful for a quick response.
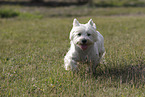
[78,39,88,50]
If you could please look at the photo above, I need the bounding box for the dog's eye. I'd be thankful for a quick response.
[87,33,91,36]
[78,33,81,36]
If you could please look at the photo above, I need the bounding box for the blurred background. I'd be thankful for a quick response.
[1,0,145,18]
[1,0,145,7]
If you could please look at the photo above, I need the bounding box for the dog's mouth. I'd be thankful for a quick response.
[77,44,88,50]
[81,44,88,50]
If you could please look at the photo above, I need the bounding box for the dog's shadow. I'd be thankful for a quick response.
[76,62,145,85]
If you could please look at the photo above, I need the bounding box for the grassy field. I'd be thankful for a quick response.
[0,4,145,96]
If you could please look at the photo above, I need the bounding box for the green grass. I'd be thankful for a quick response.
[0,6,43,19]
[0,5,145,96]
[1,5,145,18]
[0,9,19,18]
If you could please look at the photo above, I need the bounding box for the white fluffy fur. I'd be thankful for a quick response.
[64,18,105,72]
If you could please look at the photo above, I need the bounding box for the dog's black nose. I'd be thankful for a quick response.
[82,39,87,44]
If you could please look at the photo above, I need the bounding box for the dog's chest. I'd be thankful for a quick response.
[79,54,89,61]
[78,52,98,62]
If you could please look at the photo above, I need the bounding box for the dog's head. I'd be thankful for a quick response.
[69,18,98,50]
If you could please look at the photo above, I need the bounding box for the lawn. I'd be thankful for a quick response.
[0,4,145,96]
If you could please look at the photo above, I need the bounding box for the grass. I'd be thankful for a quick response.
[0,8,43,19]
[0,9,19,18]
[1,5,145,18]
[0,4,145,96]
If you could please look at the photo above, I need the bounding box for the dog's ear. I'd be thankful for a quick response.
[93,23,97,29]
[73,18,80,27]
[88,19,97,30]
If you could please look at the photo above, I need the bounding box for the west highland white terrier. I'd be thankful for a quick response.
[64,18,105,73]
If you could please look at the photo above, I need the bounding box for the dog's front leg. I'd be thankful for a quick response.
[64,57,77,71]
[92,60,100,74]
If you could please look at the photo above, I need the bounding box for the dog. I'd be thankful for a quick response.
[64,18,105,73]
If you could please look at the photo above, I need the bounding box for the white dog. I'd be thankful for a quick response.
[64,18,105,73]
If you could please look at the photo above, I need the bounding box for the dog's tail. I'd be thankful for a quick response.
[100,51,106,64]
[102,51,106,58]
